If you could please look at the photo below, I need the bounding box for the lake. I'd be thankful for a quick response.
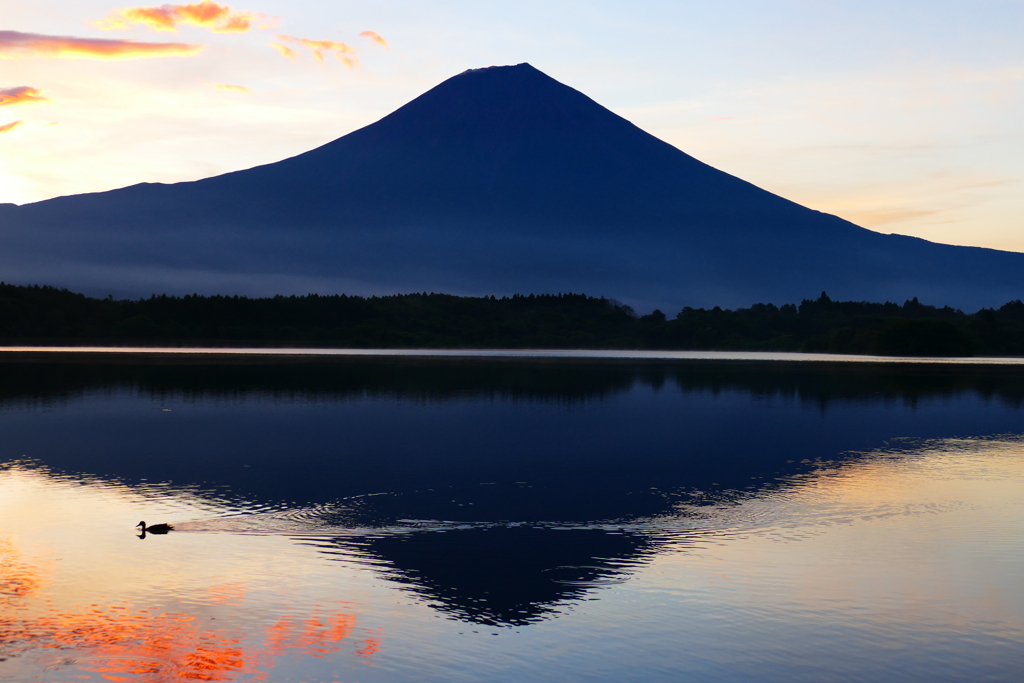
[2,352,1023,682]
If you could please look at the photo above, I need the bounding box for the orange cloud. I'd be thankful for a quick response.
[278,36,356,54]
[0,86,48,106]
[0,120,24,133]
[275,34,356,64]
[210,82,249,93]
[97,1,266,34]
[359,30,389,50]
[269,41,296,60]
[0,30,203,60]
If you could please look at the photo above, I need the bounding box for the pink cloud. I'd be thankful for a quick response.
[0,86,48,106]
[0,30,203,60]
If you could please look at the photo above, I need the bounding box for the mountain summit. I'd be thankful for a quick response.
[1,63,1022,310]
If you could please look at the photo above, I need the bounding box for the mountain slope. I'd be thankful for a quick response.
[1,63,1021,311]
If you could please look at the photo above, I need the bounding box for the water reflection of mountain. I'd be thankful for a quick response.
[309,525,657,626]
[3,356,1024,520]
[4,354,1024,627]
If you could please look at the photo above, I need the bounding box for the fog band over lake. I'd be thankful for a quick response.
[2,356,1023,681]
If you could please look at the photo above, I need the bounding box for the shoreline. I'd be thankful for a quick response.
[3,346,1024,364]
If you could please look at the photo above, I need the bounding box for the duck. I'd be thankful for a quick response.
[136,521,174,534]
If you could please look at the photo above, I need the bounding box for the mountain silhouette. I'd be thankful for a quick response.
[1,63,1022,311]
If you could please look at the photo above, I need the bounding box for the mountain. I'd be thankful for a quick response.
[1,63,1022,312]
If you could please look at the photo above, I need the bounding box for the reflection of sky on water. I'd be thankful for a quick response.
[4,438,1024,681]
[0,467,383,682]
[2,359,1024,681]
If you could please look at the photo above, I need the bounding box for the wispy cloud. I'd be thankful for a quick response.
[209,82,249,93]
[268,42,297,60]
[0,121,24,134]
[96,1,269,34]
[273,34,358,67]
[0,86,48,106]
[266,32,387,67]
[359,30,388,50]
[278,36,355,55]
[0,30,203,60]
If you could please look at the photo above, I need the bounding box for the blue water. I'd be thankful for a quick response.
[1,357,1023,681]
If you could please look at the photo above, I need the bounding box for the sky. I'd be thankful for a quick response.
[2,0,1023,252]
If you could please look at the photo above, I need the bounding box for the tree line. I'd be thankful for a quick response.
[1,283,1023,356]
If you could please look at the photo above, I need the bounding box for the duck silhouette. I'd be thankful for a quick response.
[136,521,174,538]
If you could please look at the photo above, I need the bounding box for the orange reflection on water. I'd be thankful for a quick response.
[253,608,365,676]
[1,538,378,681]
[204,581,246,606]
[15,605,245,680]
[355,630,382,661]
[10,601,376,681]
[0,536,44,599]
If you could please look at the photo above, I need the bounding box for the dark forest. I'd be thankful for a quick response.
[2,283,1023,356]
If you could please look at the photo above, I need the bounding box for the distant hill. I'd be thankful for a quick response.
[1,63,1022,311]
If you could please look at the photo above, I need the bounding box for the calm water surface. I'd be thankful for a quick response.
[1,355,1023,682]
